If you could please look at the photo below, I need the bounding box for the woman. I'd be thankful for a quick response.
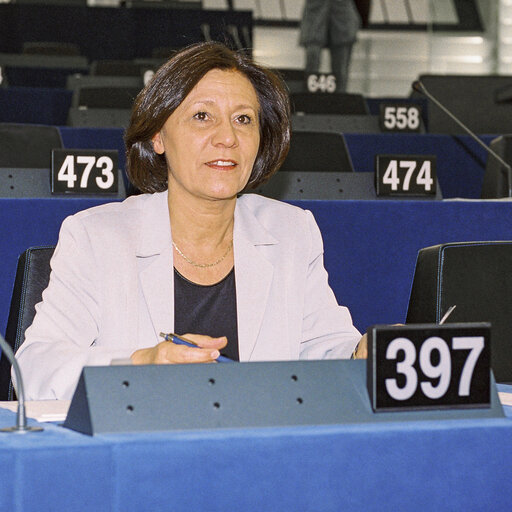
[15,42,364,400]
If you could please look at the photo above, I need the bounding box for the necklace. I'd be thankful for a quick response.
[172,240,233,268]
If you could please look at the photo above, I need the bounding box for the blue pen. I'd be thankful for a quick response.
[159,332,233,363]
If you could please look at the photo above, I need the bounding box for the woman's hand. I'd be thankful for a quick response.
[130,334,228,365]
[353,334,368,359]
[353,324,403,359]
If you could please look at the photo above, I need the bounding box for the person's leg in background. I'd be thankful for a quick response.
[304,44,323,76]
[330,43,353,92]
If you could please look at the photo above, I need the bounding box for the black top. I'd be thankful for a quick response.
[173,267,239,361]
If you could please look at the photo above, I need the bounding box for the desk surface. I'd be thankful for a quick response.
[0,384,511,512]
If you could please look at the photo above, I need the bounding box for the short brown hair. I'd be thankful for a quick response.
[125,42,291,193]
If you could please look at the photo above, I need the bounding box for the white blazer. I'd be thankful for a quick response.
[15,192,360,400]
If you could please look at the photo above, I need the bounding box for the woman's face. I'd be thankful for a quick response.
[152,68,261,202]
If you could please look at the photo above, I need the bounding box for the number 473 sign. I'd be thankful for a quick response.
[52,149,119,195]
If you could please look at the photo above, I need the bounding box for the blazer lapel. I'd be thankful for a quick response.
[234,198,278,360]
[134,192,278,354]
[136,192,175,339]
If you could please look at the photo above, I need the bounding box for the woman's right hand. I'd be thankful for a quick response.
[130,334,228,365]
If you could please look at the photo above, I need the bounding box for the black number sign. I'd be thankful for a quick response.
[51,149,119,195]
[379,103,422,133]
[306,74,337,93]
[375,154,436,196]
[367,323,491,412]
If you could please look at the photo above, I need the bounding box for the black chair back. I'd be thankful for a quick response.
[90,59,148,77]
[414,74,512,134]
[67,108,131,128]
[406,241,512,384]
[71,86,141,109]
[0,123,63,168]
[292,113,381,134]
[481,135,512,199]
[22,42,81,56]
[281,130,354,173]
[0,246,55,400]
[291,92,369,115]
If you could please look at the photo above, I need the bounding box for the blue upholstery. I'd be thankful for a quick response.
[0,87,72,125]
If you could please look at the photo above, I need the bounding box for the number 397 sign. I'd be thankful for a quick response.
[367,323,491,412]
[52,149,119,195]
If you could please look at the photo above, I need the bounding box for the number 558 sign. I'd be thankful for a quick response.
[367,323,491,412]
[52,149,119,195]
[379,103,422,132]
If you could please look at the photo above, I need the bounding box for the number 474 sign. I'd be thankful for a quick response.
[375,154,436,197]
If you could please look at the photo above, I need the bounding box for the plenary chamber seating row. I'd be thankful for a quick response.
[0,123,127,198]
[65,60,154,128]
[0,123,370,200]
[5,73,512,134]
[0,54,158,127]
[0,82,396,131]
[0,3,251,67]
[0,121,509,201]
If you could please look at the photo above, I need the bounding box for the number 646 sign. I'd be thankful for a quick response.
[367,323,491,412]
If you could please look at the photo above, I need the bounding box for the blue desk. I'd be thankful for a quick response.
[294,199,512,333]
[60,129,493,199]
[344,133,494,199]
[0,87,72,125]
[0,388,510,512]
[3,197,512,337]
